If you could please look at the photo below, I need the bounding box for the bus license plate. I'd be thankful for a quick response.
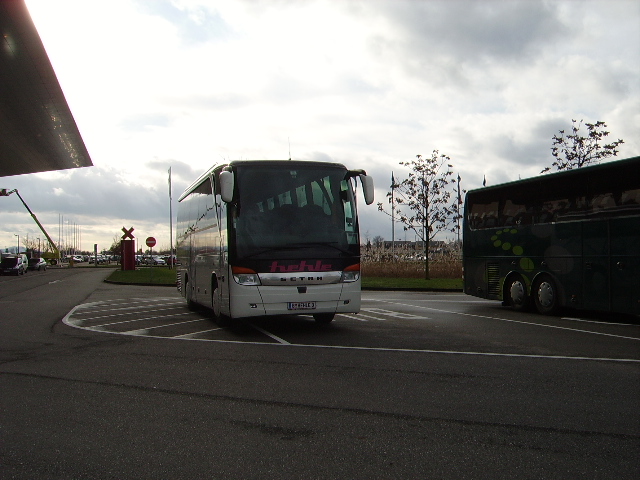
[288,301,316,310]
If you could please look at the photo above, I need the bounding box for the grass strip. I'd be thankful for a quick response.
[106,267,176,286]
[105,268,461,290]
[362,276,462,291]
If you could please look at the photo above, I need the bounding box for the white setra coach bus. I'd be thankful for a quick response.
[175,160,374,324]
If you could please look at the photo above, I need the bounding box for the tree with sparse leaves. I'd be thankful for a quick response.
[541,119,624,173]
[109,234,122,254]
[378,150,463,279]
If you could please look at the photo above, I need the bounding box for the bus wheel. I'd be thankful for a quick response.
[507,275,529,311]
[533,275,559,315]
[313,313,335,324]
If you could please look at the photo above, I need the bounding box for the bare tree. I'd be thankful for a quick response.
[541,119,624,173]
[378,150,462,279]
[109,234,122,254]
[22,236,38,256]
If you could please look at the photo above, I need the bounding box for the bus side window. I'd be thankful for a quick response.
[537,198,570,224]
[620,188,640,211]
[501,200,527,226]
[469,201,498,229]
[590,193,616,216]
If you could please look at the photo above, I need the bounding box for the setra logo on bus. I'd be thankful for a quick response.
[269,260,333,273]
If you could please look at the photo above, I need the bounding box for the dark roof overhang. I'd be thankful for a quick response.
[0,0,93,178]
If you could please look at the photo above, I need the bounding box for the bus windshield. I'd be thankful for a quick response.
[232,164,359,259]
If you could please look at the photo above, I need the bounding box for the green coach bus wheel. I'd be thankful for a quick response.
[533,275,560,316]
[506,274,529,311]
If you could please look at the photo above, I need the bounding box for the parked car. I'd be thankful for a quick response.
[88,255,107,264]
[27,257,48,271]
[141,255,166,265]
[1,254,28,275]
[162,255,178,266]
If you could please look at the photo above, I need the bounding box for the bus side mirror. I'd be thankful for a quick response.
[360,175,374,205]
[219,171,235,203]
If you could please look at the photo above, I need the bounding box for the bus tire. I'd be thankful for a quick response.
[532,275,560,315]
[506,274,529,311]
[313,313,335,324]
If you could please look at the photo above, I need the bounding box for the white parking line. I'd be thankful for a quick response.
[61,300,640,363]
[76,312,194,329]
[75,302,183,316]
[123,318,208,335]
[247,322,291,344]
[272,342,640,363]
[363,308,429,319]
[340,314,374,322]
[372,300,640,341]
[174,328,223,338]
[74,306,187,323]
[561,317,635,326]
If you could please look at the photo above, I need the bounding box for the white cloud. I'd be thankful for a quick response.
[3,0,638,252]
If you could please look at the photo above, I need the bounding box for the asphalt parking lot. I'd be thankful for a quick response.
[62,286,640,361]
[2,268,639,479]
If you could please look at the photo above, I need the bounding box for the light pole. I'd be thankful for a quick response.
[14,234,19,254]
[37,237,41,256]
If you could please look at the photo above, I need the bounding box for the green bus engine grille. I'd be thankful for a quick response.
[486,262,501,296]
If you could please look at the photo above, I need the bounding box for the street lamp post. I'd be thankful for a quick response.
[14,234,19,254]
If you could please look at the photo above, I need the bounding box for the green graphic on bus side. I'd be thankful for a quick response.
[490,229,535,273]
[490,229,523,255]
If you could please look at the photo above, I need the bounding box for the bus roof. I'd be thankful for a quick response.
[466,156,639,199]
[178,159,349,202]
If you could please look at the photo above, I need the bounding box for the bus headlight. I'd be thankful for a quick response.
[232,266,261,286]
[342,264,360,283]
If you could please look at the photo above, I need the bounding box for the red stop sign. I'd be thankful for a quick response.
[146,237,156,248]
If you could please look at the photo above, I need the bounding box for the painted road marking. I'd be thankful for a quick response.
[61,298,640,363]
[379,300,640,341]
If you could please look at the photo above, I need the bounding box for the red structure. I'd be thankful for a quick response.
[120,227,135,271]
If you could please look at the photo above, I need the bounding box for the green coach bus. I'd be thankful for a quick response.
[463,156,640,316]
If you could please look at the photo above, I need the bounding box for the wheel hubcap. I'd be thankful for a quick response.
[510,281,525,305]
[538,282,554,307]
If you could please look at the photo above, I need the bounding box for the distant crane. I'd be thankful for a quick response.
[0,188,61,264]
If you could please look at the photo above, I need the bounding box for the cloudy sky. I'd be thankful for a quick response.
[2,0,639,253]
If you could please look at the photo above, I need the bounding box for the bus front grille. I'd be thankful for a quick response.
[486,262,501,296]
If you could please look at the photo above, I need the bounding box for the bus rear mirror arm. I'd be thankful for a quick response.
[219,170,235,203]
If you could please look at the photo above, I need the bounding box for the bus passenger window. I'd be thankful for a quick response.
[469,202,498,229]
[538,199,570,223]
[620,189,640,210]
[501,200,527,226]
[590,193,616,214]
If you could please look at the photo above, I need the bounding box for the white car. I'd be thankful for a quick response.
[150,256,166,265]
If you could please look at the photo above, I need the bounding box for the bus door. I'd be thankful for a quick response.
[582,220,610,312]
[210,197,224,317]
[610,217,640,315]
[212,190,230,317]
